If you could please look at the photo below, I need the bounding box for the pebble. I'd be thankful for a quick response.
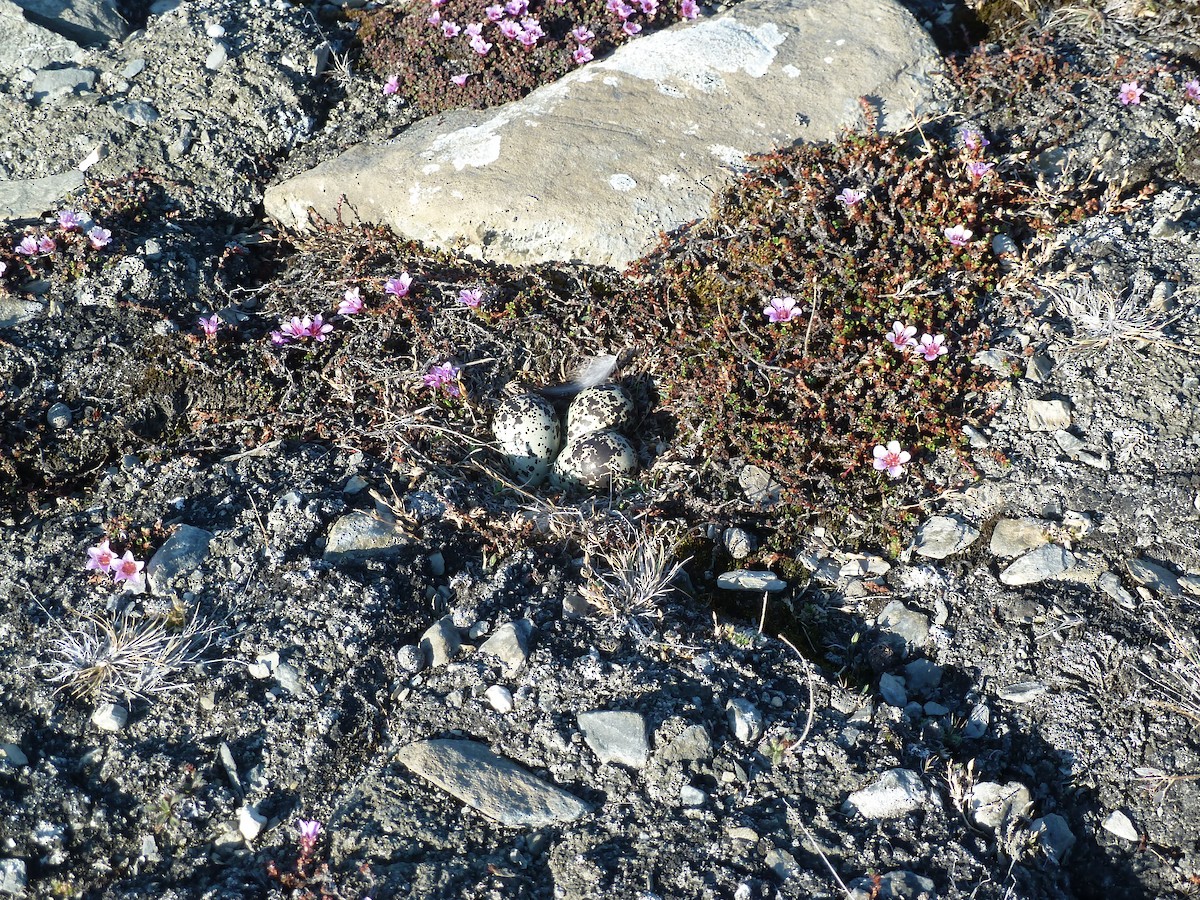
[322,510,409,561]
[849,871,935,900]
[657,725,713,763]
[923,701,949,716]
[876,600,930,657]
[725,698,763,744]
[1024,354,1054,383]
[765,849,799,881]
[842,768,927,820]
[1031,814,1076,864]
[395,739,591,827]
[46,401,72,429]
[428,551,445,576]
[680,785,707,807]
[998,544,1075,586]
[205,21,226,37]
[0,297,45,329]
[145,524,213,595]
[1125,557,1181,596]
[903,658,942,696]
[1025,397,1072,431]
[912,515,979,560]
[879,673,907,708]
[237,805,266,841]
[1098,572,1137,610]
[0,859,26,895]
[963,702,989,739]
[738,464,781,505]
[969,781,1032,832]
[485,684,513,713]
[205,42,229,70]
[91,702,129,732]
[0,744,28,767]
[577,710,649,768]
[1102,810,1139,842]
[989,518,1048,558]
[716,570,786,592]
[122,58,146,79]
[274,662,304,696]
[722,526,756,560]
[998,681,1046,704]
[477,619,533,676]
[111,99,160,126]
[419,615,460,667]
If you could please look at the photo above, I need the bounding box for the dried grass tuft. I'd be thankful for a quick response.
[577,522,689,639]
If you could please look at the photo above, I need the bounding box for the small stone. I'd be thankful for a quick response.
[420,615,460,667]
[205,21,226,37]
[395,739,591,827]
[876,600,930,657]
[1031,814,1075,864]
[1025,397,1072,431]
[1098,572,1137,610]
[343,475,368,494]
[0,859,27,895]
[274,662,303,696]
[485,684,514,713]
[963,702,989,739]
[0,297,45,329]
[397,644,425,673]
[680,785,707,807]
[1125,557,1182,597]
[879,673,907,708]
[848,871,935,900]
[913,515,979,559]
[738,464,781,505]
[428,551,445,576]
[902,659,942,696]
[969,781,1032,832]
[998,681,1046,704]
[726,698,763,744]
[577,710,649,768]
[657,725,712,763]
[111,99,160,126]
[31,66,95,103]
[323,510,409,561]
[989,518,1048,558]
[145,524,213,595]
[717,570,786,592]
[842,768,927,820]
[1102,810,1139,842]
[91,702,128,732]
[46,401,72,429]
[999,544,1075,586]
[237,805,267,841]
[923,701,949,716]
[121,58,145,79]
[1024,354,1054,383]
[723,526,756,560]
[478,619,533,676]
[205,42,228,70]
[0,744,28,767]
[765,849,800,881]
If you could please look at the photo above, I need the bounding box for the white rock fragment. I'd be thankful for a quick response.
[1102,810,1139,842]
[91,702,128,732]
[237,805,267,842]
[485,684,514,714]
[842,768,927,820]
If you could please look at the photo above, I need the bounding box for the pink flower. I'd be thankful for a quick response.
[58,209,84,231]
[622,19,641,35]
[916,333,948,361]
[15,236,38,255]
[464,22,483,36]
[872,441,911,479]
[451,73,470,86]
[518,29,539,47]
[763,295,801,323]
[499,19,523,38]
[886,321,917,352]
[836,187,865,207]
[37,236,57,254]
[470,35,493,54]
[1118,81,1144,105]
[504,0,527,14]
[442,21,460,37]
[86,539,117,573]
[270,331,288,346]
[679,0,698,18]
[485,4,504,20]
[280,316,310,340]
[639,0,657,12]
[1185,79,1200,102]
[338,288,363,316]
[571,24,594,42]
[308,314,334,341]
[944,224,973,248]
[573,45,594,64]
[424,362,461,396]
[958,127,989,152]
[87,226,111,249]
[385,273,413,297]
[520,17,543,38]
[607,0,632,16]
[112,551,146,591]
[383,74,399,95]
[427,10,441,24]
[458,288,484,308]
[297,819,321,845]
[965,160,994,179]
[198,313,222,337]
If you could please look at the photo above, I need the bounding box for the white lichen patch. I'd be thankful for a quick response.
[609,174,637,192]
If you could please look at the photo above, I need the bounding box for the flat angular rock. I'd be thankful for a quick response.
[146,524,213,595]
[0,170,86,222]
[31,65,95,103]
[0,0,83,74]
[395,739,591,827]
[717,569,786,592]
[842,768,927,820]
[0,296,45,328]
[876,600,930,656]
[577,710,650,768]
[989,517,1048,558]
[1125,557,1181,596]
[998,543,1075,586]
[477,618,534,676]
[1025,397,1072,431]
[265,0,941,268]
[657,724,713,763]
[323,510,409,561]
[913,515,979,559]
[12,0,128,45]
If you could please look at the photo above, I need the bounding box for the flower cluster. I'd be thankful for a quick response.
[269,280,383,347]
[12,209,113,262]
[886,321,948,362]
[86,539,147,593]
[272,314,334,345]
[424,362,462,396]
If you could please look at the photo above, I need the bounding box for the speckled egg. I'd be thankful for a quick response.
[550,429,638,492]
[566,384,634,441]
[493,394,562,486]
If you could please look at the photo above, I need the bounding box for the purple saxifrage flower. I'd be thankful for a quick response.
[15,236,38,255]
[573,45,594,64]
[916,333,948,362]
[451,72,470,86]
[886,321,917,352]
[763,295,801,323]
[572,25,594,42]
[338,288,363,316]
[958,127,989,152]
[86,539,118,573]
[58,209,84,231]
[1118,81,1144,105]
[944,224,973,248]
[836,187,865,207]
[385,273,413,298]
[112,551,146,592]
[872,441,911,479]
[199,314,222,337]
[457,288,484,308]
[965,160,994,180]
[679,0,698,18]
[424,362,462,397]
[383,74,399,95]
[297,819,321,845]
[88,226,111,249]
[1186,79,1200,102]
[37,236,57,254]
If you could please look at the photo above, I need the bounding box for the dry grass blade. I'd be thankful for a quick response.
[44,608,225,705]
[1139,609,1200,727]
[1049,279,1178,355]
[578,524,689,639]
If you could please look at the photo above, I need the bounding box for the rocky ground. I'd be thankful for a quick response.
[2,0,1200,898]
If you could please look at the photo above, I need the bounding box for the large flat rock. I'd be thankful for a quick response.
[265,0,942,269]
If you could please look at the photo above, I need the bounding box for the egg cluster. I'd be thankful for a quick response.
[492,384,638,492]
